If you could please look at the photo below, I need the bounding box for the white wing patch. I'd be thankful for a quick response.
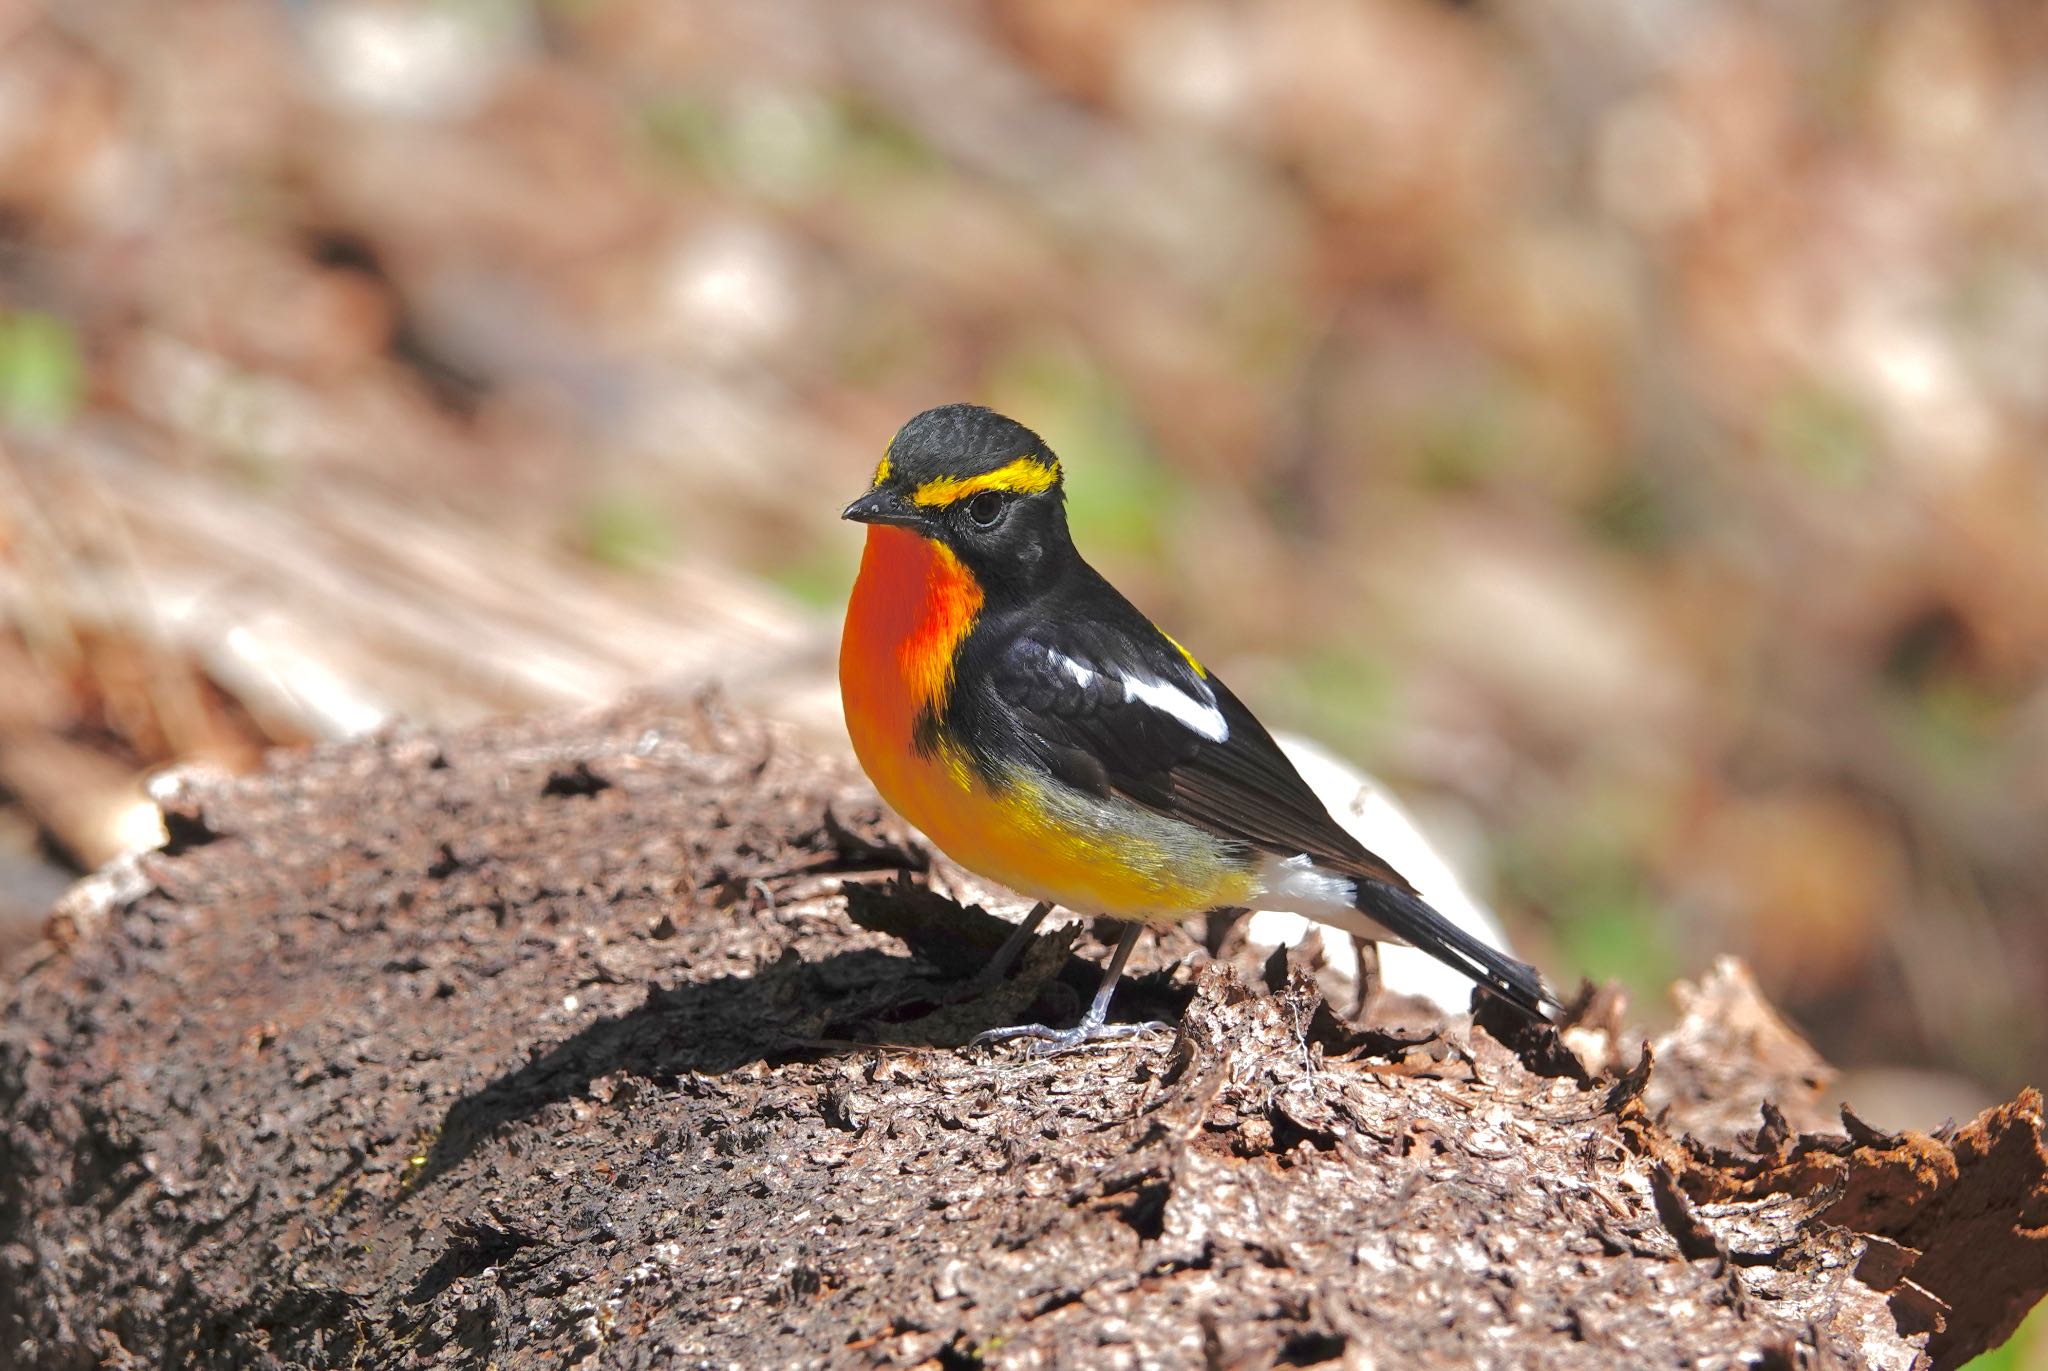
[1049,649,1229,743]
[1052,652,1098,689]
[1121,675,1230,742]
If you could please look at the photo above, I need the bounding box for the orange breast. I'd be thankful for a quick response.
[840,525,981,754]
[839,526,986,852]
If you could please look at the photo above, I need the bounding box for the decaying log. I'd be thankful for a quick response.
[2,702,2042,1369]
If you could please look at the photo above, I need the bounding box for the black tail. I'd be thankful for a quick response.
[1356,879,1557,1018]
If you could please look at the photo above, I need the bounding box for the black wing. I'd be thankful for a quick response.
[961,576,1557,1016]
[976,604,1414,894]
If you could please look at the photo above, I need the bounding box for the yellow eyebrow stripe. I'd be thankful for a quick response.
[911,456,1060,507]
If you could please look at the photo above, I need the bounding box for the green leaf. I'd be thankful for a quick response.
[0,310,85,430]
[576,493,675,572]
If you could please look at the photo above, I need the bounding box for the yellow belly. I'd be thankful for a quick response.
[847,721,1256,920]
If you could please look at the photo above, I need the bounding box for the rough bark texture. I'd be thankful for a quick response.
[1,702,2042,1369]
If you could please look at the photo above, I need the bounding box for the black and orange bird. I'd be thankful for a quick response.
[841,404,1555,1050]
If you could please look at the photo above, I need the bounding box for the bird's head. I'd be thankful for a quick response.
[842,403,1074,595]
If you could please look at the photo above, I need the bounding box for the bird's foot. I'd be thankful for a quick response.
[969,1017,1172,1057]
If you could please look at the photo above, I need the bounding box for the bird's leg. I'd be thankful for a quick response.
[970,921,1171,1055]
[958,901,1053,997]
[1351,936,1382,1021]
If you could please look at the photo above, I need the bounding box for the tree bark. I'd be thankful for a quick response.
[2,702,2041,1369]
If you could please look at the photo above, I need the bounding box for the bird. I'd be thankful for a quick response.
[839,403,1556,1051]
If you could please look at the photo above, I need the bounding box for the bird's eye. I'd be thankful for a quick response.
[965,491,1004,527]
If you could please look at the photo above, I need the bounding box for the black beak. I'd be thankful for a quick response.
[841,487,926,529]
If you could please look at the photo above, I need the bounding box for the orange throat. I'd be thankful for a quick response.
[840,525,984,766]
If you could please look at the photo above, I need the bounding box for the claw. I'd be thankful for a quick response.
[964,919,1168,1056]
[970,1018,1171,1057]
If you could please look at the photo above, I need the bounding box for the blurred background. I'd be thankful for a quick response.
[0,5,2043,1347]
